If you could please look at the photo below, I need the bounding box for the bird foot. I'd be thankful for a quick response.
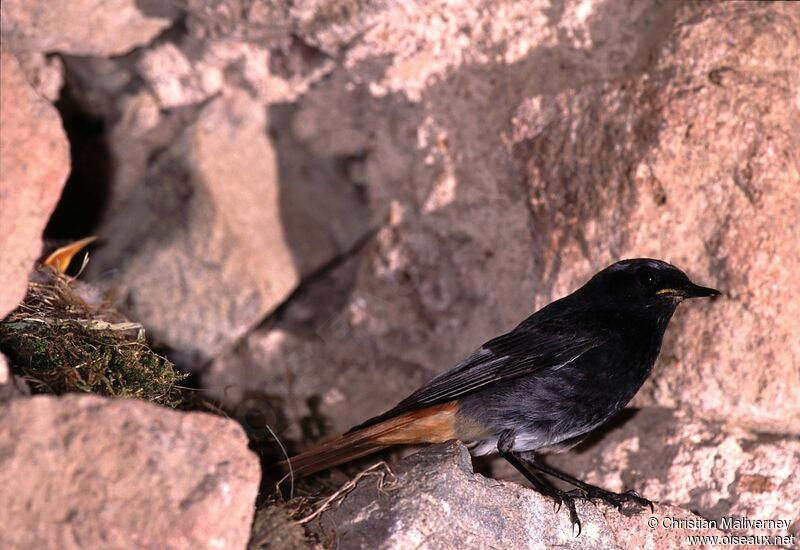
[567,487,653,514]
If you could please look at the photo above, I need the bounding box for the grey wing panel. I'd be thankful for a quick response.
[394,331,601,409]
[348,329,602,432]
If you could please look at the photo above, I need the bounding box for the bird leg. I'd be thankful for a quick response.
[517,452,653,513]
[497,431,582,535]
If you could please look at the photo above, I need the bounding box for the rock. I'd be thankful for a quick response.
[179,0,291,44]
[137,41,221,109]
[0,352,29,401]
[0,0,178,56]
[85,87,370,366]
[248,503,311,550]
[268,104,373,278]
[103,89,202,224]
[0,353,11,400]
[0,394,260,549]
[495,408,800,541]
[59,56,139,121]
[509,1,800,433]
[310,441,727,550]
[12,51,64,102]
[0,50,70,319]
[85,91,298,366]
[136,37,334,109]
[202,0,674,432]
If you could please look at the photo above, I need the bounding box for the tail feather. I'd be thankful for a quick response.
[280,428,390,479]
[279,401,459,478]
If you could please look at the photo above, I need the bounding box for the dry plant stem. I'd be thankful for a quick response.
[295,461,397,525]
[267,422,294,500]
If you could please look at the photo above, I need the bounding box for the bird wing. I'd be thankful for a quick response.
[348,319,604,432]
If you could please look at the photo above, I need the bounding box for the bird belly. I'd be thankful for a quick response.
[458,352,656,456]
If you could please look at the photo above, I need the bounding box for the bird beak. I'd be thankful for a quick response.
[655,283,720,299]
[682,283,720,299]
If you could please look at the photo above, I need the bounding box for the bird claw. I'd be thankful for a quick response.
[567,487,652,514]
[549,492,581,536]
[567,502,582,537]
[621,489,654,512]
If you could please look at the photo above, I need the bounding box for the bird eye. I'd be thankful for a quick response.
[637,267,656,288]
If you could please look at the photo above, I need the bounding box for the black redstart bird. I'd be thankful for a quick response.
[281,258,719,532]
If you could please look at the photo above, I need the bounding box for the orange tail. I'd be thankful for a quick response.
[280,402,459,478]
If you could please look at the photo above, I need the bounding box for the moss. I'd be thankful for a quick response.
[248,500,313,550]
[0,269,185,407]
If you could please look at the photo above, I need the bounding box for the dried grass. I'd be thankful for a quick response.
[0,267,186,407]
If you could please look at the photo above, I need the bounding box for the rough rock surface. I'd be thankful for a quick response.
[86,91,299,365]
[0,354,9,396]
[0,0,177,56]
[0,352,28,401]
[85,88,371,365]
[12,51,64,102]
[0,50,70,319]
[204,0,680,434]
[509,1,800,434]
[205,0,800,437]
[135,37,335,109]
[0,394,260,549]
[491,408,800,541]
[311,441,727,550]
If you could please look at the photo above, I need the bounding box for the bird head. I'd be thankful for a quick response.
[582,259,720,311]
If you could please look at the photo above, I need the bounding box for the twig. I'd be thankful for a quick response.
[295,461,396,525]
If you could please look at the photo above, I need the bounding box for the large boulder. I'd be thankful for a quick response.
[85,88,371,366]
[0,394,260,549]
[0,50,70,319]
[509,1,800,433]
[311,441,728,550]
[85,91,299,366]
[0,0,177,56]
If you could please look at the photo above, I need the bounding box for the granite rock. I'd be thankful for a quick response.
[0,50,70,319]
[0,394,260,549]
[311,441,728,550]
